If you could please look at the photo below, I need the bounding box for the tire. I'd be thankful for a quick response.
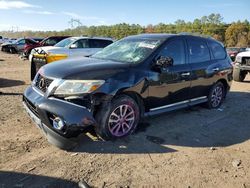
[206,82,225,109]
[233,68,246,82]
[95,95,140,140]
[31,60,36,81]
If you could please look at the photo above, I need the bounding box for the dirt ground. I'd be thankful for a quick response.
[0,51,250,188]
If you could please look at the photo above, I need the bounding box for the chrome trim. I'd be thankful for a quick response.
[49,97,89,110]
[150,96,207,112]
[46,79,63,97]
[150,100,189,111]
[190,96,207,102]
[32,86,44,96]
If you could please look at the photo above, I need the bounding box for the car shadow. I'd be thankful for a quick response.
[0,91,23,96]
[0,171,78,188]
[0,59,4,61]
[73,91,250,154]
[0,78,25,88]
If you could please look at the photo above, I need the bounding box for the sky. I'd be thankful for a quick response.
[0,0,249,31]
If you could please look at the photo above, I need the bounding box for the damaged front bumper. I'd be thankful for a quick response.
[23,86,96,150]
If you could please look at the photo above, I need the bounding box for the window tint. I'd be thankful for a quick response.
[18,39,25,45]
[74,39,89,48]
[90,39,113,48]
[159,39,185,65]
[44,38,59,46]
[208,40,226,60]
[187,39,210,63]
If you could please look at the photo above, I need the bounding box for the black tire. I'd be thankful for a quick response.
[233,68,246,82]
[206,82,225,109]
[31,60,36,81]
[95,95,140,140]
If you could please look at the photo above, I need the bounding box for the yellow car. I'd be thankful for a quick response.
[30,37,113,80]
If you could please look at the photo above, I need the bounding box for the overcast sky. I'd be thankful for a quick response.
[0,0,249,31]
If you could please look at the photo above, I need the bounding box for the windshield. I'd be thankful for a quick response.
[227,48,239,52]
[55,38,77,47]
[92,38,163,63]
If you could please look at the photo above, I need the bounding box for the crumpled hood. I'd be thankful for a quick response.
[40,57,130,80]
[33,46,64,54]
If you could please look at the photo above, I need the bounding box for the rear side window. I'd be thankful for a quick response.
[44,38,59,46]
[187,38,210,63]
[74,39,89,48]
[90,39,113,48]
[208,40,226,60]
[159,39,185,65]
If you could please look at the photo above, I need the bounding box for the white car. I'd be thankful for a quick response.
[30,36,113,80]
[233,51,250,82]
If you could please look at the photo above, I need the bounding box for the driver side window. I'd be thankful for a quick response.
[159,39,185,65]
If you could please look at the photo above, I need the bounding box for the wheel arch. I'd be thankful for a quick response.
[115,90,145,119]
[216,78,229,97]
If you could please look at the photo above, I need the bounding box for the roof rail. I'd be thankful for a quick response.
[178,32,214,39]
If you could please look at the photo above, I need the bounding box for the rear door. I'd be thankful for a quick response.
[186,36,220,99]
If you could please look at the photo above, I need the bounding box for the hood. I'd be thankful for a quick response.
[40,57,130,80]
[236,51,250,58]
[1,42,14,46]
[33,46,63,54]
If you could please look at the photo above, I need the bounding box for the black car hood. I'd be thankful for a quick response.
[40,57,130,80]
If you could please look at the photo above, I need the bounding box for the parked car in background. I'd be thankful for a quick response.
[1,38,41,53]
[30,36,113,80]
[233,51,250,82]
[23,36,70,59]
[226,47,246,61]
[0,36,16,45]
[23,34,233,149]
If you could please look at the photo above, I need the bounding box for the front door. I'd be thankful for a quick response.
[147,38,192,110]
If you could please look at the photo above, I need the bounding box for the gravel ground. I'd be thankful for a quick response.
[0,51,250,188]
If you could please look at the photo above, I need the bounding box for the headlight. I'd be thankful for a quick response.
[54,80,105,95]
[46,53,68,63]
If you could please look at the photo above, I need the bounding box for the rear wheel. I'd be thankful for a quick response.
[206,82,225,109]
[95,95,140,140]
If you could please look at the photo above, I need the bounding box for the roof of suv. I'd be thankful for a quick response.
[128,33,217,40]
[127,33,224,46]
[70,36,114,41]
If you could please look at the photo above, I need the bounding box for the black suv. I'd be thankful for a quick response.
[23,34,233,149]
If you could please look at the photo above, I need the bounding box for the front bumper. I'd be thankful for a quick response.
[23,86,96,150]
[234,63,250,71]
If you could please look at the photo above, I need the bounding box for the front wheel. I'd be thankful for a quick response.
[95,95,140,140]
[206,82,225,109]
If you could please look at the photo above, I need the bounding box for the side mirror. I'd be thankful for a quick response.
[70,44,77,49]
[156,56,173,68]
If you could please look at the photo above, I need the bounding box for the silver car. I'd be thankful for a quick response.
[30,36,114,80]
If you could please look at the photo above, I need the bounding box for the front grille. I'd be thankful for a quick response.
[23,96,39,117]
[33,57,47,72]
[35,74,53,93]
[242,57,250,66]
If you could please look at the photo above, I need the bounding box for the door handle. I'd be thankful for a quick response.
[212,67,219,71]
[181,72,190,76]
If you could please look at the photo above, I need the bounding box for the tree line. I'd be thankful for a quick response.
[1,13,249,47]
